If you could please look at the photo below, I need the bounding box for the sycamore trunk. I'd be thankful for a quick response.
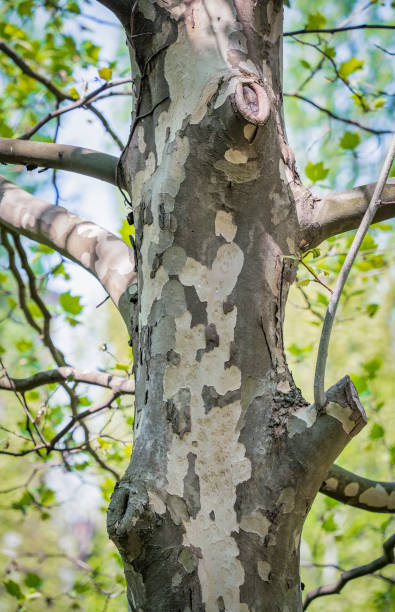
[107,2,363,610]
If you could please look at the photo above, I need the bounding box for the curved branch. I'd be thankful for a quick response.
[0,175,136,308]
[0,138,120,186]
[303,534,395,609]
[314,135,395,407]
[299,178,395,248]
[0,367,134,394]
[320,464,395,513]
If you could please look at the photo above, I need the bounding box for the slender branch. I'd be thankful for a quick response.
[19,78,131,140]
[284,93,392,135]
[303,534,395,609]
[321,464,395,513]
[314,135,395,408]
[0,39,72,101]
[299,179,395,248]
[0,367,134,394]
[0,175,136,308]
[0,138,120,186]
[284,24,395,37]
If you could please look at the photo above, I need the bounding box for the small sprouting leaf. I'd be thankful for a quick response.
[15,339,33,352]
[339,57,364,79]
[340,131,360,150]
[370,423,384,439]
[98,67,112,81]
[97,437,112,449]
[4,579,25,600]
[68,87,79,99]
[39,487,55,505]
[300,59,311,69]
[114,363,129,372]
[366,303,379,317]
[362,357,382,379]
[24,573,43,589]
[322,514,338,532]
[374,98,385,109]
[305,161,329,183]
[59,291,83,315]
[304,12,326,30]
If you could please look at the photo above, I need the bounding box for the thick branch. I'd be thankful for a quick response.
[299,178,395,248]
[320,464,395,513]
[0,367,134,394]
[0,138,119,186]
[303,534,395,609]
[0,176,136,307]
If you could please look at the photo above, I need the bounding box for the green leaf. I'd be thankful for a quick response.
[362,357,382,379]
[59,291,83,315]
[322,514,338,532]
[300,59,311,70]
[4,580,25,600]
[98,67,112,81]
[366,303,379,317]
[374,98,385,109]
[305,161,329,183]
[114,362,129,372]
[340,131,360,150]
[339,57,364,79]
[69,87,80,99]
[39,487,55,505]
[304,12,326,30]
[24,573,43,589]
[370,423,384,439]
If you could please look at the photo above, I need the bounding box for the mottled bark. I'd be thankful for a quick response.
[104,1,368,610]
[0,175,135,315]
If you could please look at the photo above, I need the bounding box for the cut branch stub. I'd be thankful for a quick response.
[233,80,271,125]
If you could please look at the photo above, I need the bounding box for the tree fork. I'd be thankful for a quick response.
[102,1,370,610]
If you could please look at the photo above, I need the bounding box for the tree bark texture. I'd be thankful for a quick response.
[106,2,366,610]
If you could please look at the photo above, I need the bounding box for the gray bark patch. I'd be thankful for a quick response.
[183,453,201,519]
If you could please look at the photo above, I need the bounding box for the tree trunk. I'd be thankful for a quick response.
[106,2,365,609]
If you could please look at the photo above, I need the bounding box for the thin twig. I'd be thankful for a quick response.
[284,24,395,37]
[314,134,395,408]
[284,93,392,135]
[303,534,395,609]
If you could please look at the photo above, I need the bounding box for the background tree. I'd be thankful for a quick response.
[0,0,394,610]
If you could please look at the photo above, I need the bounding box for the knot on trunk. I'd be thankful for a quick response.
[234,80,271,125]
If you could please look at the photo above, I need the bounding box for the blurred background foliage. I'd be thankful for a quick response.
[0,0,394,610]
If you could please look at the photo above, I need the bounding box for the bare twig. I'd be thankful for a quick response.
[303,534,395,609]
[314,134,395,408]
[284,24,395,37]
[284,93,392,135]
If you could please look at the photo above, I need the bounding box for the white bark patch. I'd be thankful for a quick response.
[214,158,260,183]
[240,510,271,539]
[277,487,295,513]
[359,485,395,509]
[287,404,317,438]
[148,491,166,515]
[243,123,257,142]
[270,188,289,226]
[215,210,237,243]
[155,1,237,165]
[164,231,250,610]
[324,478,338,492]
[137,124,147,154]
[137,135,190,326]
[257,560,271,582]
[81,252,91,268]
[344,482,359,497]
[326,402,356,434]
[224,149,248,164]
[277,380,291,394]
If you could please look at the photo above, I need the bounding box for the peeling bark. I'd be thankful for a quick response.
[102,1,372,610]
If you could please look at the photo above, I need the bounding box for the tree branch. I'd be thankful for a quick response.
[0,367,134,394]
[0,175,136,308]
[314,135,395,408]
[321,464,395,513]
[0,138,120,186]
[95,0,132,27]
[303,534,395,609]
[284,93,392,135]
[299,178,395,248]
[284,24,395,37]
